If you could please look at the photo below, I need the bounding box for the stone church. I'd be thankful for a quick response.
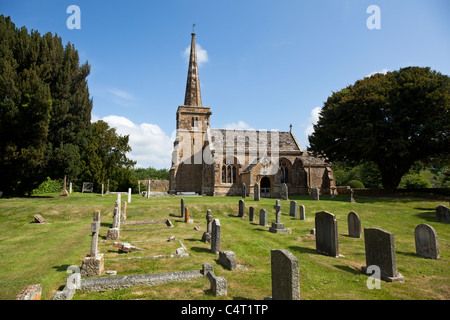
[169,33,335,198]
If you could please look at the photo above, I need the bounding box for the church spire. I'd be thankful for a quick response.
[184,32,202,106]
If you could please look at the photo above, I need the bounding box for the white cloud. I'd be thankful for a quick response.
[304,106,322,138]
[366,68,389,78]
[107,88,136,101]
[183,44,209,67]
[223,121,254,130]
[94,115,173,169]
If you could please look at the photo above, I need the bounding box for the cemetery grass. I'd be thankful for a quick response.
[0,193,449,300]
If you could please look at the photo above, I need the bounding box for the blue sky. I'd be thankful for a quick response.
[2,0,449,169]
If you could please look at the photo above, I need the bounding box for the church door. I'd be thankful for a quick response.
[260,177,271,198]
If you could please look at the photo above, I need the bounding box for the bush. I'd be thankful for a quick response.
[32,177,63,194]
[347,180,365,188]
[399,173,432,189]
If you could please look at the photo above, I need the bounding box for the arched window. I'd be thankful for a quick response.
[227,165,232,183]
[280,160,289,184]
[191,117,194,127]
[222,162,237,184]
[222,165,226,183]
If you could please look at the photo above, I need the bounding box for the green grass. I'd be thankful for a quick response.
[0,192,449,300]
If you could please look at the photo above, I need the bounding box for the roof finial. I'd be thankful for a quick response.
[192,24,196,34]
[290,124,293,132]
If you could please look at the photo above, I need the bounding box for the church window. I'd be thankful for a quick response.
[280,160,289,184]
[227,165,231,183]
[222,165,226,183]
[191,117,194,127]
[222,163,237,184]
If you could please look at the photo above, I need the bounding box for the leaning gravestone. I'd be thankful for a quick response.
[259,209,268,227]
[435,205,450,223]
[347,211,361,238]
[289,201,297,218]
[311,187,319,201]
[361,228,404,282]
[219,251,237,270]
[415,224,439,259]
[270,249,300,300]
[315,211,339,257]
[211,219,221,254]
[254,183,260,201]
[33,214,46,224]
[238,199,245,217]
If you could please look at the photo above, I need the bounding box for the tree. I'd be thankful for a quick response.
[309,67,450,192]
[80,120,137,192]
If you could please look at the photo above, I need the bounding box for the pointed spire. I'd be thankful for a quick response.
[184,33,202,106]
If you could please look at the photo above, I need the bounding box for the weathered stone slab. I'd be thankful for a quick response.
[315,211,339,257]
[106,227,119,240]
[347,211,361,238]
[299,205,305,220]
[181,198,185,218]
[238,199,245,217]
[16,284,42,300]
[259,209,268,226]
[249,206,255,222]
[202,209,213,243]
[205,271,227,297]
[113,241,143,253]
[415,224,439,259]
[270,249,300,300]
[311,187,319,201]
[80,254,104,277]
[254,183,260,201]
[436,205,450,223]
[289,201,297,217]
[33,214,46,224]
[211,219,221,254]
[219,251,237,270]
[362,228,404,282]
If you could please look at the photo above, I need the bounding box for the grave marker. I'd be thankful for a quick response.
[211,219,221,254]
[311,187,319,201]
[238,199,245,217]
[202,209,213,243]
[259,209,268,226]
[281,183,288,200]
[254,183,260,201]
[415,224,439,259]
[33,214,46,224]
[269,200,290,233]
[436,205,450,223]
[270,249,300,300]
[347,211,361,238]
[289,201,297,218]
[249,206,255,222]
[81,210,104,277]
[299,205,306,220]
[315,211,339,257]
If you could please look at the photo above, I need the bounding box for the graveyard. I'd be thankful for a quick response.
[0,191,448,300]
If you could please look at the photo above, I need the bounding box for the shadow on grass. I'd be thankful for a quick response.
[190,246,212,254]
[287,245,316,255]
[415,211,438,223]
[333,264,361,275]
[52,264,71,272]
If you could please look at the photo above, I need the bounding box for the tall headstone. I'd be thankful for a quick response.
[289,201,297,218]
[60,175,69,196]
[128,188,131,203]
[281,183,288,200]
[106,203,120,240]
[238,199,245,217]
[254,183,260,201]
[315,211,339,257]
[81,210,104,277]
[299,205,306,220]
[146,180,151,199]
[347,211,361,238]
[435,205,450,223]
[249,206,255,222]
[269,200,290,233]
[185,207,193,223]
[242,183,246,198]
[311,187,319,201]
[270,249,300,300]
[259,209,268,227]
[181,198,185,218]
[202,209,213,242]
[362,228,404,282]
[69,182,72,194]
[415,224,439,259]
[211,219,221,254]
[122,201,127,221]
[101,183,104,196]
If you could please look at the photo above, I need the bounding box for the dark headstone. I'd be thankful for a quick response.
[315,211,339,257]
[270,249,300,300]
[347,211,361,238]
[415,224,439,259]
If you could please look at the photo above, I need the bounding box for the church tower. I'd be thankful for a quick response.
[169,32,212,194]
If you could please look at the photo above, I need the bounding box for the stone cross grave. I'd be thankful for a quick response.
[254,183,260,201]
[311,187,319,201]
[202,209,213,243]
[315,211,339,257]
[347,211,361,238]
[270,249,300,300]
[238,199,245,217]
[289,201,297,218]
[361,228,404,282]
[259,209,268,227]
[269,200,290,233]
[299,205,306,220]
[349,188,357,203]
[415,224,439,259]
[211,219,221,254]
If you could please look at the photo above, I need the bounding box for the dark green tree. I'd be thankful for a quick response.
[309,67,450,192]
[80,120,137,192]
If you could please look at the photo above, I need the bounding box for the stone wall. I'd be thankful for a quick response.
[141,180,169,192]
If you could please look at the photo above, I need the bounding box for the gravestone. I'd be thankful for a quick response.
[249,207,255,222]
[69,182,72,194]
[113,241,143,253]
[146,180,151,199]
[281,183,288,200]
[435,205,450,223]
[101,184,104,196]
[128,188,131,203]
[415,224,439,259]
[330,186,336,199]
[299,205,306,220]
[238,199,245,217]
[211,219,221,254]
[106,203,120,240]
[349,189,356,203]
[289,201,297,218]
[33,214,46,224]
[315,211,339,257]
[311,187,319,201]
[82,182,94,193]
[181,198,185,218]
[254,183,260,201]
[185,207,193,223]
[242,183,246,198]
[361,228,404,282]
[270,249,300,300]
[259,209,268,227]
[347,211,361,238]
[219,251,237,270]
[269,200,290,233]
[60,175,69,196]
[122,201,127,221]
[202,209,213,243]
[81,210,104,277]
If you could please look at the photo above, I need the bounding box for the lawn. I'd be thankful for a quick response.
[0,192,448,300]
